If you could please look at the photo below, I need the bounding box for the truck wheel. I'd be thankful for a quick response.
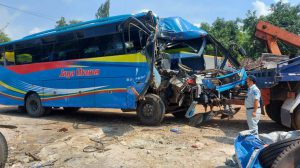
[292,106,300,130]
[0,132,8,168]
[272,141,300,168]
[266,101,283,124]
[63,107,81,113]
[259,137,300,168]
[25,93,49,117]
[137,94,165,126]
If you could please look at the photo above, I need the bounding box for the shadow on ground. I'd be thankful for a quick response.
[0,106,290,140]
[0,106,188,137]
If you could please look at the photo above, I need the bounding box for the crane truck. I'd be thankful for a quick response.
[251,21,300,129]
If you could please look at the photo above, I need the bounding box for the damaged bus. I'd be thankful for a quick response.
[0,12,247,125]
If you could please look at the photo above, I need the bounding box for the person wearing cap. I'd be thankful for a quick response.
[245,75,261,135]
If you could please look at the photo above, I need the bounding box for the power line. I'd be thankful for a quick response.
[0,2,57,21]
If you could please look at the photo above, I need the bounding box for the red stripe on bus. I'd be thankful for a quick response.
[6,61,72,74]
[0,92,23,100]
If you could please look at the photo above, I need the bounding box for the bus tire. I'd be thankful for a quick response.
[266,100,283,124]
[259,137,300,168]
[292,106,300,130]
[63,107,81,113]
[17,106,25,113]
[271,140,300,168]
[137,94,165,126]
[25,93,49,117]
[0,132,8,168]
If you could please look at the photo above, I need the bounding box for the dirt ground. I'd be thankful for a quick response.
[0,105,289,168]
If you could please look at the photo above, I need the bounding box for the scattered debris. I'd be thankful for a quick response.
[63,136,72,141]
[83,145,111,153]
[170,128,181,134]
[37,159,58,167]
[225,158,237,167]
[191,145,198,149]
[0,124,17,129]
[25,152,41,161]
[57,128,68,132]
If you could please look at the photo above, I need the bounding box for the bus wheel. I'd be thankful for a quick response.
[63,107,81,113]
[25,93,49,117]
[292,106,300,130]
[137,94,165,126]
[266,100,283,124]
[17,106,25,113]
[0,132,8,168]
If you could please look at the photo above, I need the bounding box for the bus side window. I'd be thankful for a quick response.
[5,51,15,65]
[0,52,5,66]
[15,46,45,65]
[53,41,79,61]
[100,34,124,56]
[78,33,124,58]
[124,29,144,54]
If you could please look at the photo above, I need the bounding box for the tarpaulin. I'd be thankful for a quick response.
[159,17,208,41]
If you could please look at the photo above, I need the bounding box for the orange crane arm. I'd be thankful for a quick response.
[255,21,300,55]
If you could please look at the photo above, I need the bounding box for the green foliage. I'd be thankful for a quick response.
[69,20,82,25]
[0,31,10,43]
[241,11,267,58]
[199,1,300,59]
[265,2,300,56]
[209,18,240,48]
[95,0,110,19]
[55,17,68,28]
[200,22,211,32]
[55,17,82,28]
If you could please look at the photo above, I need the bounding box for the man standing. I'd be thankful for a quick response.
[245,75,261,135]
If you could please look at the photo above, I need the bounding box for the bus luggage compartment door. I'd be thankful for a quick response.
[94,78,128,108]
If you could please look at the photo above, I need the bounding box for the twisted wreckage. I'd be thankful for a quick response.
[119,11,247,125]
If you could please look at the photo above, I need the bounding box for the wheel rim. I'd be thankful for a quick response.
[142,103,154,117]
[29,100,39,112]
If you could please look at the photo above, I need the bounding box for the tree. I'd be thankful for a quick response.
[265,2,300,56]
[241,11,267,58]
[69,20,82,25]
[199,1,300,59]
[55,17,68,28]
[0,31,10,43]
[209,18,240,48]
[200,22,211,32]
[55,17,82,28]
[95,0,110,19]
[242,1,300,58]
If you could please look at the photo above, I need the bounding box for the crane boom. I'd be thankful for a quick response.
[255,21,300,55]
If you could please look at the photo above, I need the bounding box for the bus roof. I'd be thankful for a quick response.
[0,11,208,47]
[0,12,149,47]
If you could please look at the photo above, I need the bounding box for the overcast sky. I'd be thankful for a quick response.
[0,0,299,40]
